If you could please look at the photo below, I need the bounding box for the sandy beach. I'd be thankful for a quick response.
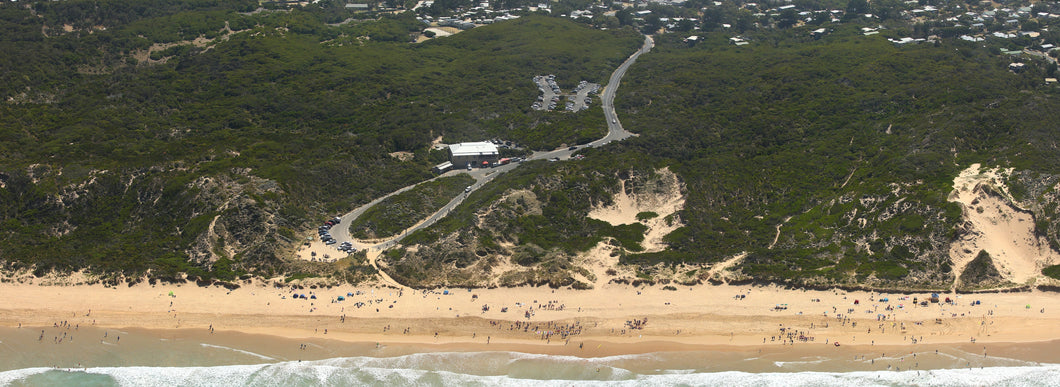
[3,274,1060,363]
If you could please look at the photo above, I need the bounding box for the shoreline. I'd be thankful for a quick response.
[4,276,1060,372]
[3,323,1059,375]
[2,279,1059,360]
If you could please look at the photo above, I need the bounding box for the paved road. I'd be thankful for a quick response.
[327,34,655,258]
[594,35,653,148]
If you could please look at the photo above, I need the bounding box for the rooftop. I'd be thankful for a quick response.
[449,142,499,156]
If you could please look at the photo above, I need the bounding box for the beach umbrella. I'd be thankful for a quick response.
[168,291,174,297]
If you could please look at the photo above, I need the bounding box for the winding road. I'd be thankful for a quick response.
[324,35,654,285]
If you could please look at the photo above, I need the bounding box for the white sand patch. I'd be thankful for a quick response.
[588,168,685,253]
[388,151,414,161]
[576,241,627,287]
[948,164,1060,288]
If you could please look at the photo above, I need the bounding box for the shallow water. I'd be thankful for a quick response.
[1,326,1057,386]
[3,353,1058,387]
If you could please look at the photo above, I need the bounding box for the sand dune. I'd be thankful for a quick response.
[948,164,1060,288]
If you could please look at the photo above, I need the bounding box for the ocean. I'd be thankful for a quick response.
[2,326,1057,386]
[3,353,1059,386]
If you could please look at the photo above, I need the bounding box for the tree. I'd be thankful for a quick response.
[642,14,661,34]
[734,10,754,33]
[777,9,798,29]
[846,0,869,18]
[701,7,724,31]
[674,18,696,32]
[615,8,633,26]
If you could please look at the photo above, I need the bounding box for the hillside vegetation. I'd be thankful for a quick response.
[0,0,641,281]
[349,174,475,239]
[4,0,1060,291]
[384,24,1060,291]
[611,27,1060,289]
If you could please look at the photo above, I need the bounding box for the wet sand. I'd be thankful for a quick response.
[2,276,1060,372]
[3,324,1059,374]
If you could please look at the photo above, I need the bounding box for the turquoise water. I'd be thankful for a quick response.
[3,351,1058,386]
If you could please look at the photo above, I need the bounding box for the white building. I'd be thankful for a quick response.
[449,142,499,167]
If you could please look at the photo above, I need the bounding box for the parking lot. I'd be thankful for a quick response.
[531,74,561,111]
[569,80,600,111]
[531,75,598,112]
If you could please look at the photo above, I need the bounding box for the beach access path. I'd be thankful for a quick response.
[316,35,655,278]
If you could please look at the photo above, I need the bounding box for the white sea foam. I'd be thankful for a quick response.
[200,343,275,361]
[0,367,51,385]
[2,353,1058,387]
[773,358,829,368]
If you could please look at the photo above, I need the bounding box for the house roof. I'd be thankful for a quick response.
[449,142,499,156]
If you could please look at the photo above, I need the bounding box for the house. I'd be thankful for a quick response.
[449,142,499,167]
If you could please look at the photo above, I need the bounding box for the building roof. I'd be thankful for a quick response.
[449,142,499,156]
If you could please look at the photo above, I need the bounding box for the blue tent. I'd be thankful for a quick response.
[337,296,345,301]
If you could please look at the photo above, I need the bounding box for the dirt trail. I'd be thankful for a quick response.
[706,252,747,282]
